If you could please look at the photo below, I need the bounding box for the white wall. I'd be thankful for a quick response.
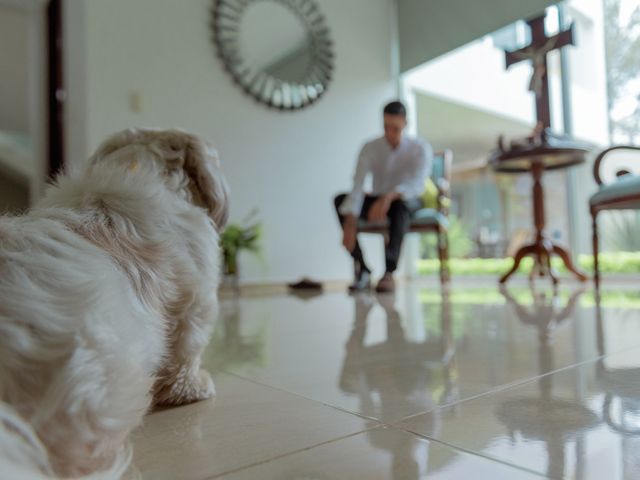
[0,7,29,133]
[0,0,48,204]
[72,0,395,284]
[64,0,89,171]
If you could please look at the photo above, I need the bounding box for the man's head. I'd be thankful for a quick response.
[383,101,407,148]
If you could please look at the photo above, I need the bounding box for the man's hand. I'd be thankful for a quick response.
[367,192,400,222]
[342,215,357,252]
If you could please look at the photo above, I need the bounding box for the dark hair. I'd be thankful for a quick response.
[383,101,407,118]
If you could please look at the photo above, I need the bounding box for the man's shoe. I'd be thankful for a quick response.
[348,270,371,292]
[375,272,395,293]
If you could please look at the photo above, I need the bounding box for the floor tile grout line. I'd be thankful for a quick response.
[207,331,640,478]
[219,344,633,439]
[206,427,380,479]
[207,422,551,480]
[221,355,600,429]
[395,351,612,425]
[396,427,552,478]
[208,367,554,479]
[221,370,386,424]
[426,339,640,420]
[216,331,640,430]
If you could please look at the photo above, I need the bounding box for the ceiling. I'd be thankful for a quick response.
[398,0,560,72]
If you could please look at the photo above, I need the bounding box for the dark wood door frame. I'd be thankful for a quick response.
[47,0,64,177]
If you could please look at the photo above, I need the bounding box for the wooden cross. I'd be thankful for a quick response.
[504,14,574,129]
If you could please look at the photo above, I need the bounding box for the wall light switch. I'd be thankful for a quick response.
[129,91,142,113]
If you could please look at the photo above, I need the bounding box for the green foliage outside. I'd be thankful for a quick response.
[417,251,640,276]
[604,0,640,141]
[420,214,473,259]
[418,288,640,309]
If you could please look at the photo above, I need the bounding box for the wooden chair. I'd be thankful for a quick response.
[358,150,452,284]
[590,146,640,285]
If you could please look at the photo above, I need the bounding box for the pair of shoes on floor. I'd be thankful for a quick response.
[288,277,323,290]
[348,269,371,292]
[375,272,395,293]
[348,271,395,293]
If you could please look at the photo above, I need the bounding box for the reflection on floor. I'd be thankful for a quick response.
[133,281,640,479]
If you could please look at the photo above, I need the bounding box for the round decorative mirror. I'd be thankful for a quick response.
[211,0,334,110]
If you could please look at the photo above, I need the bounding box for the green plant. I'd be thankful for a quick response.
[220,210,262,276]
[420,214,474,259]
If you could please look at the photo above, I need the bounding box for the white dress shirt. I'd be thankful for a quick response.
[340,136,433,216]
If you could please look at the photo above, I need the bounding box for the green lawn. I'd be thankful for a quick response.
[418,288,640,308]
[417,252,640,276]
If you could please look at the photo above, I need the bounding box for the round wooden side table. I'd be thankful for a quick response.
[490,145,590,285]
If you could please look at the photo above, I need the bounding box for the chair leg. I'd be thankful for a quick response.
[592,211,600,288]
[438,229,450,284]
[437,231,445,285]
[444,231,450,283]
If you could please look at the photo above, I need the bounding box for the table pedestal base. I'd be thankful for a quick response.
[499,236,588,285]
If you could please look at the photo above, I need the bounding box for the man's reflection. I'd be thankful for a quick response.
[339,291,458,478]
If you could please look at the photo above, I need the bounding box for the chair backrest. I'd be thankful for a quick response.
[432,149,453,184]
[594,146,640,186]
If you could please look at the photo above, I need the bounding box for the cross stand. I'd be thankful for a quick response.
[505,16,575,127]
[491,13,589,285]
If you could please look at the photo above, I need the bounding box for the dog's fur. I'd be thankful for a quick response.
[0,128,229,478]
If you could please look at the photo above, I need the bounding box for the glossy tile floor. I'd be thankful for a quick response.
[133,282,640,479]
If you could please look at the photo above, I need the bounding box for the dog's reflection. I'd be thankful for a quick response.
[339,291,458,478]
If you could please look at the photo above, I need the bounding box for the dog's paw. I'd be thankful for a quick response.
[154,369,216,407]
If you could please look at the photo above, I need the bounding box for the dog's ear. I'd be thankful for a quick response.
[89,128,137,163]
[183,136,230,230]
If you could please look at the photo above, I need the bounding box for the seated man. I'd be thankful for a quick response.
[335,101,433,293]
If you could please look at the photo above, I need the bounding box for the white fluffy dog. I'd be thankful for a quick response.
[0,128,228,478]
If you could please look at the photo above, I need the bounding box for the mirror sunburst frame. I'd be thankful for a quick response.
[211,0,334,111]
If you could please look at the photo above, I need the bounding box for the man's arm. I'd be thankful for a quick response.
[367,191,402,222]
[393,141,433,199]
